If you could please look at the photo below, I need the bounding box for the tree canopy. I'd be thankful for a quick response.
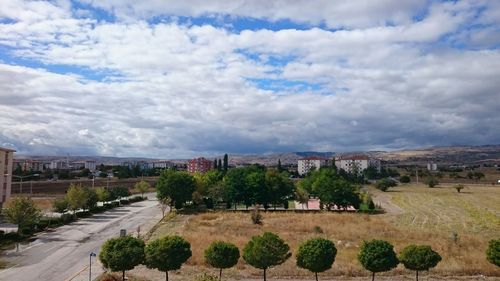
[486,239,500,267]
[99,236,145,281]
[4,196,42,234]
[243,232,291,281]
[296,238,337,281]
[144,235,192,281]
[358,240,399,281]
[205,241,240,280]
[399,245,441,281]
[156,170,196,209]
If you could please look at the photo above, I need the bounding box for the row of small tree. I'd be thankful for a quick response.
[101,232,497,281]
[52,184,132,214]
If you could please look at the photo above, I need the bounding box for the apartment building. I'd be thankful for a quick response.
[0,147,15,207]
[335,155,381,174]
[298,157,329,175]
[187,157,213,174]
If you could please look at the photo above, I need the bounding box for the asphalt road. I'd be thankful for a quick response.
[0,194,161,281]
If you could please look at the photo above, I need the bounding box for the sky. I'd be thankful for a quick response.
[0,0,500,158]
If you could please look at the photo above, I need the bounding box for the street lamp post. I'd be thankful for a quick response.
[89,252,96,281]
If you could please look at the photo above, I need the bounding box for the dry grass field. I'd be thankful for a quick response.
[134,183,500,280]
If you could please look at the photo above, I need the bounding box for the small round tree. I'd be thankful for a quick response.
[399,245,441,281]
[204,241,240,280]
[99,236,145,281]
[243,232,291,281]
[144,235,192,281]
[486,239,500,267]
[296,238,337,281]
[358,240,399,281]
[454,184,464,193]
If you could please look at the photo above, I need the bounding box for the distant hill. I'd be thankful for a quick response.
[13,145,500,166]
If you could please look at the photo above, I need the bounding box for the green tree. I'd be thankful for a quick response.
[110,186,130,201]
[218,159,222,171]
[243,232,291,281]
[4,196,42,234]
[363,166,379,180]
[99,236,145,281]
[65,184,87,214]
[213,159,218,170]
[205,241,240,280]
[134,180,151,198]
[473,171,485,181]
[358,240,399,281]
[265,169,294,209]
[296,238,337,281]
[313,175,360,210]
[277,159,283,172]
[52,198,68,213]
[144,235,192,281]
[486,239,500,267]
[156,170,195,209]
[399,245,441,281]
[223,154,229,172]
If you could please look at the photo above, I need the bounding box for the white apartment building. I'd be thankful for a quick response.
[1,147,15,207]
[335,155,381,174]
[298,157,329,175]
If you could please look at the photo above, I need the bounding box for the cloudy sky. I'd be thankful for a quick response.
[1,0,499,158]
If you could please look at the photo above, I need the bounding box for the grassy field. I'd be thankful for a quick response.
[133,184,500,280]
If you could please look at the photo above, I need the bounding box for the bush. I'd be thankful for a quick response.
[313,226,324,234]
[400,175,411,183]
[194,273,219,281]
[120,199,130,205]
[426,177,439,188]
[486,239,500,267]
[375,178,397,192]
[60,213,76,224]
[144,235,192,281]
[53,198,69,213]
[251,206,263,225]
[76,211,92,218]
[454,184,464,193]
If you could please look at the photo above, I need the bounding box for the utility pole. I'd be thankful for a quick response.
[416,166,419,184]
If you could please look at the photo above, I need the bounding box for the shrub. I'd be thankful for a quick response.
[454,184,464,193]
[60,213,76,224]
[358,239,399,281]
[204,241,240,280]
[250,206,263,225]
[194,273,219,281]
[426,177,439,188]
[53,198,69,213]
[400,175,411,183]
[243,232,291,281]
[486,239,500,267]
[119,199,130,205]
[144,235,192,281]
[76,211,92,218]
[296,238,337,281]
[99,236,145,281]
[313,226,324,234]
[399,245,441,281]
[375,178,397,192]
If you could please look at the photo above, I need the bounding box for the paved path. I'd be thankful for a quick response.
[0,194,162,281]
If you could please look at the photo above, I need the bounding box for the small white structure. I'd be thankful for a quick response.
[335,155,381,174]
[427,162,437,171]
[298,157,329,176]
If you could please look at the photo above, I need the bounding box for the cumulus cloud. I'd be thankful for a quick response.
[0,0,499,158]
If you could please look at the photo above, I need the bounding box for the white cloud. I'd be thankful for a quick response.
[0,0,499,157]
